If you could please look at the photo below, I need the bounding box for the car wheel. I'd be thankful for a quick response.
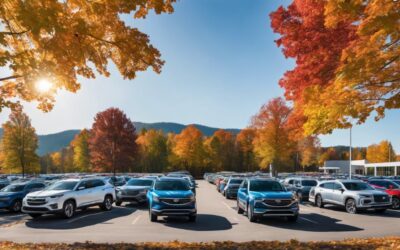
[237,200,244,214]
[188,214,197,222]
[62,200,76,219]
[115,201,122,206]
[375,209,386,213]
[345,199,357,214]
[100,195,113,211]
[247,205,256,222]
[28,214,42,219]
[9,199,22,213]
[315,195,324,208]
[225,191,229,199]
[392,197,400,210]
[287,215,298,222]
[149,209,157,222]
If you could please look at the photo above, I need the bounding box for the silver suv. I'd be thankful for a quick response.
[22,178,116,219]
[309,179,391,214]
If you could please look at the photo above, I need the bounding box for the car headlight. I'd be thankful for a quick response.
[359,195,372,198]
[50,194,64,199]
[153,196,159,202]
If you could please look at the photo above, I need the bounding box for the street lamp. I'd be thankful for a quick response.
[349,126,352,179]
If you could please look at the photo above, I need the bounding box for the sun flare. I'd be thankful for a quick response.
[36,79,53,93]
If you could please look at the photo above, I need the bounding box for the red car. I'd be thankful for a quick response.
[368,179,400,209]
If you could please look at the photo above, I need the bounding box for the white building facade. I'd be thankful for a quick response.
[321,160,400,176]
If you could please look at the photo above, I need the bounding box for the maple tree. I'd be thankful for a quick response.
[235,128,258,172]
[136,129,168,173]
[251,97,296,173]
[0,0,175,111]
[271,0,400,134]
[297,136,320,169]
[204,130,236,172]
[1,107,39,176]
[71,129,90,172]
[89,108,138,174]
[366,140,396,163]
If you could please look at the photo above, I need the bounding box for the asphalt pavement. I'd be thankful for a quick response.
[0,180,399,243]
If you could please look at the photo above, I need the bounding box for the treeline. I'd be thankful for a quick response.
[0,103,398,177]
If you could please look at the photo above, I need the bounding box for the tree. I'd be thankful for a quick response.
[204,130,236,172]
[136,129,168,173]
[235,128,258,172]
[271,0,400,135]
[1,107,39,176]
[89,108,138,174]
[0,0,175,111]
[297,136,320,170]
[366,140,396,163]
[251,98,295,173]
[172,125,206,177]
[71,129,90,172]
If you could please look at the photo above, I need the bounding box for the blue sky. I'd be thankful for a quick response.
[0,0,399,152]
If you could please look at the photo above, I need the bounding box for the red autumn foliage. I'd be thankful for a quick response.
[89,108,138,174]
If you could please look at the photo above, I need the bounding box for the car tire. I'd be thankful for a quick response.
[225,191,229,199]
[392,197,400,210]
[9,199,22,213]
[149,209,157,222]
[315,195,324,208]
[287,215,298,222]
[375,209,386,213]
[237,200,244,214]
[247,205,256,222]
[100,195,113,211]
[188,214,197,222]
[345,198,357,214]
[28,214,42,219]
[62,200,76,219]
[115,201,122,206]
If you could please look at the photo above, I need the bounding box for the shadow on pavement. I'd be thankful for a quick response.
[161,214,233,231]
[0,210,26,227]
[322,205,400,218]
[255,213,363,232]
[25,206,136,230]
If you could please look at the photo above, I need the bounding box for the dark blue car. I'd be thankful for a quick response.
[147,177,196,222]
[0,182,46,212]
[237,178,299,222]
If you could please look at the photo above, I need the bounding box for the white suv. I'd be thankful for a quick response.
[22,178,116,219]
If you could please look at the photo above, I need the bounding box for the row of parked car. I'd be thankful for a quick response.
[0,172,198,222]
[205,172,400,222]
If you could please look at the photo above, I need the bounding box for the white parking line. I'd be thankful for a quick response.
[222,202,234,211]
[67,212,105,224]
[299,216,319,224]
[131,215,142,225]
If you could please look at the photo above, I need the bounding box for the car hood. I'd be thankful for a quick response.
[249,191,293,200]
[153,190,193,198]
[119,186,151,191]
[27,190,69,197]
[346,189,388,196]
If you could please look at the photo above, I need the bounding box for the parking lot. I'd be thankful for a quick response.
[0,180,399,243]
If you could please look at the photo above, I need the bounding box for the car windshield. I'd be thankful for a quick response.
[154,180,190,191]
[1,184,25,192]
[46,181,78,191]
[301,180,317,186]
[343,182,373,191]
[127,179,153,186]
[230,179,243,184]
[249,180,284,192]
[393,180,400,186]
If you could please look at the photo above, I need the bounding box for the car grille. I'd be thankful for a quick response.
[374,194,389,203]
[27,198,47,206]
[126,190,141,196]
[263,199,292,207]
[160,198,192,205]
[23,206,49,212]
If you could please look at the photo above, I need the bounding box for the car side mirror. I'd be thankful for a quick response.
[78,186,85,191]
[239,188,247,194]
[339,188,345,193]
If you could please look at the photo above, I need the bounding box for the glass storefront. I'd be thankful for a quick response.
[376,166,395,176]
[366,167,375,176]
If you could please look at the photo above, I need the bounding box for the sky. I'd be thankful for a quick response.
[0,0,399,152]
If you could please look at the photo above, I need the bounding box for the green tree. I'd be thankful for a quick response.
[1,107,39,176]
[71,129,90,172]
[136,129,168,173]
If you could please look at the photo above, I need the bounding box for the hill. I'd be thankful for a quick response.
[0,122,241,156]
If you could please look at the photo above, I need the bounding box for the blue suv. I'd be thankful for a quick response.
[237,178,299,222]
[147,177,196,222]
[0,182,46,212]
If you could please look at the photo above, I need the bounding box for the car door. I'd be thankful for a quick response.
[90,179,106,204]
[75,180,92,207]
[237,180,248,209]
[331,182,345,205]
[320,182,334,202]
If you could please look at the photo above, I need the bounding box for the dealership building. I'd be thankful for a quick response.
[321,160,400,176]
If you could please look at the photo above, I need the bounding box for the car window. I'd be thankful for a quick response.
[302,180,317,186]
[343,182,373,191]
[230,179,243,185]
[1,184,25,192]
[323,182,334,189]
[77,181,87,190]
[333,183,343,190]
[288,179,294,185]
[47,181,78,191]
[249,180,284,192]
[127,179,154,186]
[92,179,105,187]
[154,180,190,191]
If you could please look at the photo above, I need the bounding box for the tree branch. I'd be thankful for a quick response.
[0,75,23,81]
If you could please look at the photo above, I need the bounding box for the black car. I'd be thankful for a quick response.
[116,178,154,206]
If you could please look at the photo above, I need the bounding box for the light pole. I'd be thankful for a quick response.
[349,126,352,179]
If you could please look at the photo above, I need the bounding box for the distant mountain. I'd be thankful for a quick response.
[0,122,241,156]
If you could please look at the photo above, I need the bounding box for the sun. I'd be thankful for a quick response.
[36,79,53,93]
